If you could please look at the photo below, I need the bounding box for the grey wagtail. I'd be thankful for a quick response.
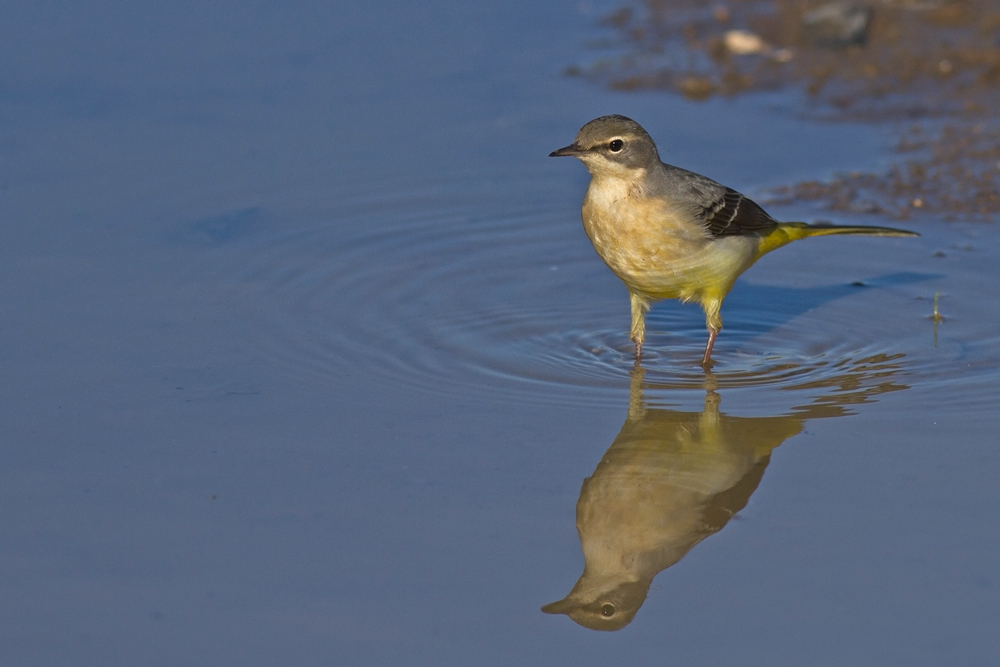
[550,115,919,366]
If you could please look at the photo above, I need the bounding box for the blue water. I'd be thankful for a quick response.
[2,1,999,665]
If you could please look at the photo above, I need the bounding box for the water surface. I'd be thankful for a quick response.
[2,1,999,665]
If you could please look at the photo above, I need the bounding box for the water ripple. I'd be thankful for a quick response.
[202,185,998,408]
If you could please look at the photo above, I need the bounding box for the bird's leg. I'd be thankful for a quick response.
[701,299,723,368]
[629,292,650,364]
[701,328,719,368]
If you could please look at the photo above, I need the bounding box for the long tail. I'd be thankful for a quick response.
[758,221,919,255]
[793,222,920,238]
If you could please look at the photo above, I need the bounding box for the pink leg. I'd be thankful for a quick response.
[701,328,718,367]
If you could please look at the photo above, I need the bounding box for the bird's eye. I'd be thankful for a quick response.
[608,139,624,152]
[600,603,616,617]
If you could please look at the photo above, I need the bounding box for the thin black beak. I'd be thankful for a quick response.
[541,598,577,614]
[549,144,583,157]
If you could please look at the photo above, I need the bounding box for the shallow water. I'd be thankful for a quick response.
[2,1,999,665]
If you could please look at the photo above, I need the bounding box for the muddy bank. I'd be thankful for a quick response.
[569,0,1000,218]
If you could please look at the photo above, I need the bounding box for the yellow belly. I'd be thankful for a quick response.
[581,191,759,305]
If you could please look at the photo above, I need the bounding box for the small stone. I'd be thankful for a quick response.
[802,2,872,48]
[678,76,715,100]
[724,29,766,55]
[772,48,794,63]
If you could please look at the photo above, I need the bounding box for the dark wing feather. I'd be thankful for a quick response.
[697,187,778,237]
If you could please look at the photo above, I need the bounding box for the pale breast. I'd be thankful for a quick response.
[581,177,754,300]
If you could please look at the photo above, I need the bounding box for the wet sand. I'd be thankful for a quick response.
[574,0,1000,217]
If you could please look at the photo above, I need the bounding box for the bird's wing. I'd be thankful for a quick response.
[657,165,779,236]
[696,187,778,237]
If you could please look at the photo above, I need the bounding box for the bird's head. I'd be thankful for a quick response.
[549,115,660,177]
[541,577,649,631]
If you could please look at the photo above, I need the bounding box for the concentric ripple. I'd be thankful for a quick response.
[200,179,992,407]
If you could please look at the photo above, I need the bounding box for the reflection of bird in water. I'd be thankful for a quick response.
[543,361,907,631]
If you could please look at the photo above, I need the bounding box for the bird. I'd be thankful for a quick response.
[549,115,919,366]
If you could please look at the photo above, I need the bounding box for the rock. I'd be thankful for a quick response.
[724,29,767,55]
[802,2,873,48]
[678,76,715,100]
